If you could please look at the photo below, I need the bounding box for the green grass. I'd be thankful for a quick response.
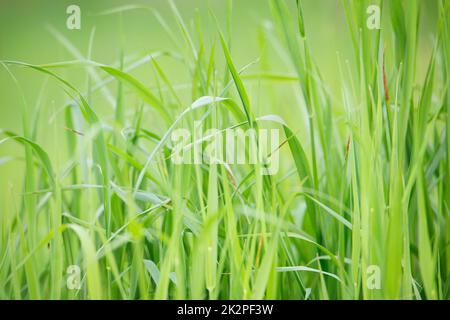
[0,0,449,300]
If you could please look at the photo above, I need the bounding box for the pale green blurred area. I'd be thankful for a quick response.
[0,0,438,206]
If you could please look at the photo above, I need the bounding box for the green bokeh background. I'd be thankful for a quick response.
[0,0,438,206]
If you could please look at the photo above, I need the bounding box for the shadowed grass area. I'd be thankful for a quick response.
[0,0,449,300]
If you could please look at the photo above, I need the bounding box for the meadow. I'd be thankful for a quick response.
[0,0,449,300]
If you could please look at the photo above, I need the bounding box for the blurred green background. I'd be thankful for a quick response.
[0,0,438,208]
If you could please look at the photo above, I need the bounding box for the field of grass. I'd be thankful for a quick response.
[0,0,449,300]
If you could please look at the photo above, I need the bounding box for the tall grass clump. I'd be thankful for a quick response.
[0,0,449,299]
